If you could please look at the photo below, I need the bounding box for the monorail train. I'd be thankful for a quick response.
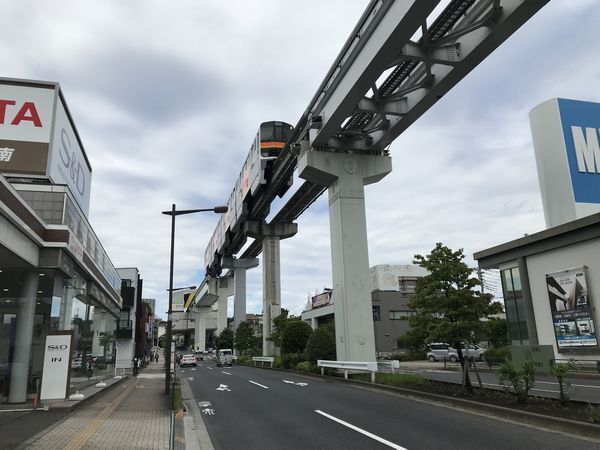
[204,121,294,273]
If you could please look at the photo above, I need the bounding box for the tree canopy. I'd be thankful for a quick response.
[306,322,335,363]
[268,309,290,348]
[281,320,313,354]
[234,322,258,355]
[215,328,234,350]
[407,243,503,392]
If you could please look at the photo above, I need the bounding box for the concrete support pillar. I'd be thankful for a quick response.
[217,292,228,334]
[299,146,391,361]
[9,271,39,403]
[245,221,297,356]
[222,257,259,332]
[310,317,317,330]
[194,308,207,351]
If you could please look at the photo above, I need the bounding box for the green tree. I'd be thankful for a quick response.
[499,358,536,404]
[407,243,503,393]
[215,328,234,350]
[268,309,290,348]
[306,323,336,363]
[484,318,509,348]
[234,322,258,355]
[281,320,313,354]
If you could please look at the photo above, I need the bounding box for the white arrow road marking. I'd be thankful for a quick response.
[221,371,232,375]
[187,377,194,381]
[315,410,406,450]
[198,401,212,408]
[191,368,197,371]
[202,408,215,415]
[216,384,231,391]
[249,380,269,389]
[283,380,308,386]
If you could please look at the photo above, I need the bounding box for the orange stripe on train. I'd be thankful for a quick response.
[260,141,286,149]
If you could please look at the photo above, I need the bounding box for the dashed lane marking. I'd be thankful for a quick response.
[249,380,269,389]
[221,371,231,375]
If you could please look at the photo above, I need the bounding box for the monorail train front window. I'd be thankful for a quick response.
[260,122,294,157]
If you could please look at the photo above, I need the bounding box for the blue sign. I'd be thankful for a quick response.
[558,98,600,204]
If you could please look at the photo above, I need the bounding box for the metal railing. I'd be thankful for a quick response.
[252,356,275,368]
[317,360,378,383]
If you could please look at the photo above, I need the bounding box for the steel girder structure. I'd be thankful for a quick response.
[212,0,549,269]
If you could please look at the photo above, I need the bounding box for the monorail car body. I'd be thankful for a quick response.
[204,121,293,273]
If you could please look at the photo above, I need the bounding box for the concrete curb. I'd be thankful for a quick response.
[241,363,600,441]
[180,375,214,450]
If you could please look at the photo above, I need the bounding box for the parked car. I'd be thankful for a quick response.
[460,344,485,360]
[426,343,458,362]
[179,354,197,367]
[71,357,83,370]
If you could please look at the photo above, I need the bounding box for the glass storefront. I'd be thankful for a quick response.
[0,268,117,403]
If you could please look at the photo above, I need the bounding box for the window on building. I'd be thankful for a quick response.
[501,267,529,345]
[389,310,416,320]
[372,306,380,321]
[399,278,417,294]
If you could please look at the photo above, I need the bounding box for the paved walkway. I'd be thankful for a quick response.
[24,360,172,449]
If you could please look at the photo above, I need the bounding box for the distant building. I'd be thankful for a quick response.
[301,265,429,354]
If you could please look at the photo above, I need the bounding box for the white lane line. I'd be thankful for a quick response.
[207,367,214,370]
[315,410,406,450]
[482,383,559,395]
[249,380,269,389]
[221,371,232,375]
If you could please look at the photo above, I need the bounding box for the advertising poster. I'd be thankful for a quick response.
[546,267,597,350]
[312,291,331,309]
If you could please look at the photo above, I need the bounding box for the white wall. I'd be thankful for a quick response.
[526,238,600,360]
[370,264,429,291]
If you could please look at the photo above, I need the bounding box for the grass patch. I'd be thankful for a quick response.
[172,382,183,411]
[351,372,425,387]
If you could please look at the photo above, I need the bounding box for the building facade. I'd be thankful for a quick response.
[0,78,122,403]
[301,265,428,354]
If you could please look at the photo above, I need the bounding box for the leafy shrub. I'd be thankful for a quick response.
[499,358,536,404]
[296,361,312,372]
[550,359,576,404]
[279,353,307,369]
[306,326,335,363]
[587,404,600,423]
[237,355,252,365]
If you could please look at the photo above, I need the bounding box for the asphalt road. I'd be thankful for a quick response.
[182,362,599,450]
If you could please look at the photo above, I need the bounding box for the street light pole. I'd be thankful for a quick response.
[163,204,227,395]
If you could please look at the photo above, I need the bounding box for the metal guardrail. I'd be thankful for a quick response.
[552,358,600,374]
[252,356,275,368]
[318,360,378,383]
[377,360,400,374]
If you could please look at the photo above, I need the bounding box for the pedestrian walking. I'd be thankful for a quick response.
[132,357,140,377]
[86,357,94,380]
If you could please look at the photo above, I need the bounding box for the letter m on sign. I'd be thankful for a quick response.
[571,126,600,173]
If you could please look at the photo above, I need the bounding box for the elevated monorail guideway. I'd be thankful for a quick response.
[198,0,549,359]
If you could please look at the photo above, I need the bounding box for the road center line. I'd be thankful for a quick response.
[249,380,269,389]
[315,410,406,450]
[221,371,231,375]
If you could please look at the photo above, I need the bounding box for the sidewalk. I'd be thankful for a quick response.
[15,359,175,449]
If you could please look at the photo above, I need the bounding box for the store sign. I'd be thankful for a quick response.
[0,83,54,175]
[546,267,598,350]
[48,99,92,215]
[558,98,600,204]
[41,333,73,400]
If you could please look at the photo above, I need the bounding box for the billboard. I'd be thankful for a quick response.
[312,290,331,309]
[546,267,597,350]
[530,98,600,228]
[0,80,92,216]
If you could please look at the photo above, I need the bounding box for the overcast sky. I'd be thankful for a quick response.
[3,1,599,319]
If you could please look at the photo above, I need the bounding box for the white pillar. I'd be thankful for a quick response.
[9,271,38,403]
[217,293,228,335]
[310,317,317,330]
[222,257,259,333]
[263,236,280,356]
[299,148,391,361]
[194,308,207,351]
